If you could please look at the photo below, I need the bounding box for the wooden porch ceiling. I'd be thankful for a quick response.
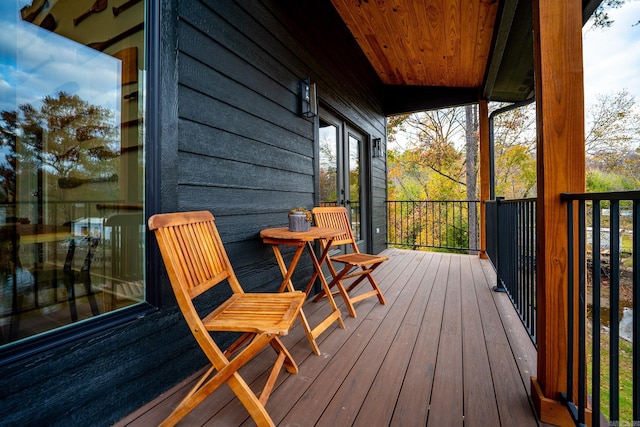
[329,0,604,114]
[330,0,499,88]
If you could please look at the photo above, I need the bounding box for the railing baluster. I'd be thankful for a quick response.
[385,200,481,252]
[610,200,620,421]
[592,201,601,427]
[567,199,575,405]
[578,200,586,426]
[634,198,640,422]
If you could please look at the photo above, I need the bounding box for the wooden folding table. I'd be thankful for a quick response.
[260,226,345,355]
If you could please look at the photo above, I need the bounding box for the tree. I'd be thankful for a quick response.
[319,132,337,204]
[0,92,119,223]
[585,89,640,169]
[0,111,18,204]
[18,92,117,185]
[387,107,477,251]
[389,108,466,197]
[465,105,478,252]
[489,102,538,198]
[591,0,626,28]
[386,88,640,254]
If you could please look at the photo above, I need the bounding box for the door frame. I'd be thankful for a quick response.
[316,106,373,254]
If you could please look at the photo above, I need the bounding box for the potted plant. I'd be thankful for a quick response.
[288,207,312,232]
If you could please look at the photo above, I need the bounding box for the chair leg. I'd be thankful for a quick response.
[311,263,351,303]
[325,265,358,318]
[160,333,281,427]
[66,280,78,322]
[268,336,298,374]
[227,373,276,427]
[160,370,275,427]
[336,279,357,318]
[367,272,387,305]
[81,282,100,317]
[320,264,386,318]
[345,265,386,305]
[259,351,286,405]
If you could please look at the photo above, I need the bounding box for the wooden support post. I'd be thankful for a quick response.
[478,99,490,259]
[531,0,585,425]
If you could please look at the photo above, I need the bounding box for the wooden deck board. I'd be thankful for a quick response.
[461,256,502,427]
[315,253,433,426]
[277,250,421,426]
[391,253,447,426]
[351,252,438,426]
[115,249,543,427]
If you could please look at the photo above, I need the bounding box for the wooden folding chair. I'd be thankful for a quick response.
[148,211,305,427]
[312,206,387,318]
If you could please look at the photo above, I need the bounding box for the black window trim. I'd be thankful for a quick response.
[0,0,161,367]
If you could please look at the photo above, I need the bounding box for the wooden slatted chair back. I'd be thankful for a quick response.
[312,206,358,250]
[148,210,244,303]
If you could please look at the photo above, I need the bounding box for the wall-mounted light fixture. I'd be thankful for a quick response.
[372,138,382,158]
[299,78,317,118]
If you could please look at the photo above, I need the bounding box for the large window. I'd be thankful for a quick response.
[0,0,146,346]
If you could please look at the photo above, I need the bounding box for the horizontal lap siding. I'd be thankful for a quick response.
[176,0,386,283]
[254,1,388,256]
[176,1,318,293]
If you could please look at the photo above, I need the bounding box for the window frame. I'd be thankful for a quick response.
[0,0,160,366]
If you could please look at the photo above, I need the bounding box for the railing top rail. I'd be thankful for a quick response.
[0,200,126,204]
[561,190,640,202]
[484,197,537,204]
[386,200,480,203]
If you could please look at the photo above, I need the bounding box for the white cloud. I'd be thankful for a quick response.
[583,2,640,107]
[0,20,122,134]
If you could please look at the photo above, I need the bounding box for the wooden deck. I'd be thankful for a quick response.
[115,249,543,426]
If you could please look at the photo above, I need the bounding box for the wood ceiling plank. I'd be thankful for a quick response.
[445,0,462,77]
[389,1,422,85]
[461,0,480,86]
[408,1,436,85]
[370,1,414,84]
[425,0,448,86]
[330,0,499,88]
[471,1,499,87]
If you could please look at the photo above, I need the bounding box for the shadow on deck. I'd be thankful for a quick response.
[115,249,543,426]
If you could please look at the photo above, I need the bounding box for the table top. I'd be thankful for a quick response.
[260,226,342,242]
[1,223,72,245]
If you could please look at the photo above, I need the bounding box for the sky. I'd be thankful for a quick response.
[582,1,640,109]
[0,1,122,117]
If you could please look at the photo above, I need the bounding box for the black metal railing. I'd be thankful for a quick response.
[485,198,537,344]
[562,191,640,426]
[386,200,480,253]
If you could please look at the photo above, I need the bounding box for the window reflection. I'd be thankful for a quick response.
[348,135,361,241]
[319,121,338,206]
[0,0,145,345]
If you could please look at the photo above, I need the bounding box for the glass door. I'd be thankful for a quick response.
[318,112,367,252]
[346,130,362,243]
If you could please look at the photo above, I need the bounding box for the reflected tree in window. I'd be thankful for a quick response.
[17,91,119,200]
[0,111,18,205]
